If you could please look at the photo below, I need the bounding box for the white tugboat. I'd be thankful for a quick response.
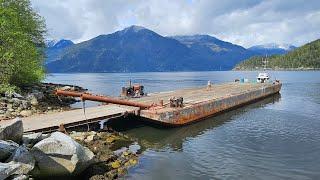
[257,56,270,83]
[257,72,270,83]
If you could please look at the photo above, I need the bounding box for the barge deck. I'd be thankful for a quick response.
[133,82,282,125]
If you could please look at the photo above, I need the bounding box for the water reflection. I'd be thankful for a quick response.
[114,94,281,151]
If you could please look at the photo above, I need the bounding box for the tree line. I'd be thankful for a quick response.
[235,39,320,70]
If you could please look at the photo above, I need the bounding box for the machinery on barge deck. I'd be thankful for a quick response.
[121,80,145,98]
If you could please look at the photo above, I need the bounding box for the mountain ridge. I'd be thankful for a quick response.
[45,25,299,72]
[46,26,217,72]
[248,43,296,55]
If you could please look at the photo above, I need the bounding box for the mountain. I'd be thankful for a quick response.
[234,39,320,70]
[46,26,218,72]
[248,43,296,55]
[171,35,257,69]
[47,26,289,72]
[45,39,74,64]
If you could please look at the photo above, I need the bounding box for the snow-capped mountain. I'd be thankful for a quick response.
[249,43,296,55]
[45,39,74,64]
[46,39,74,48]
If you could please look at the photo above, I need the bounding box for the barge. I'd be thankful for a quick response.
[1,77,281,133]
[135,81,281,125]
[56,79,282,126]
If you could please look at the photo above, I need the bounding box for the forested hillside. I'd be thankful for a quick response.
[234,39,320,70]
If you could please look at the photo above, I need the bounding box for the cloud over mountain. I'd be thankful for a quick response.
[31,0,320,47]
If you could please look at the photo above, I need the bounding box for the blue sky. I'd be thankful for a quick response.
[31,0,320,47]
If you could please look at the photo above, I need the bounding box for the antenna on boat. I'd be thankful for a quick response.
[263,54,268,71]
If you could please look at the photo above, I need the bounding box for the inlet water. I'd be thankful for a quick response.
[46,71,320,179]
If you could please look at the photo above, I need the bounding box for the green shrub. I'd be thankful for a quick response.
[0,0,46,91]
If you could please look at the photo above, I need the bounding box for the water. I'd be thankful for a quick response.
[46,71,320,179]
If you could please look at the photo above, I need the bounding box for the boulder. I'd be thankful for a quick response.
[6,103,13,110]
[84,134,95,143]
[30,92,44,101]
[29,98,38,106]
[6,146,35,175]
[12,98,21,108]
[0,140,19,162]
[22,133,48,147]
[113,147,128,156]
[0,118,23,143]
[12,93,23,99]
[128,142,141,154]
[19,110,32,117]
[20,100,31,110]
[0,162,21,180]
[60,86,72,91]
[31,132,94,177]
[11,174,29,180]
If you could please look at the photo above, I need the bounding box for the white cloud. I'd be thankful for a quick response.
[31,0,320,47]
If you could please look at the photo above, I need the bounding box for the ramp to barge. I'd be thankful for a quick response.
[0,105,139,133]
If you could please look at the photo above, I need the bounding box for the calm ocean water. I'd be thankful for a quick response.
[46,71,320,180]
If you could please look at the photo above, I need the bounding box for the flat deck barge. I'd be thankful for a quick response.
[132,82,281,125]
[0,81,281,132]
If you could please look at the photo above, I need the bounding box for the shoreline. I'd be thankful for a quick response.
[233,68,320,71]
[0,83,86,120]
[0,118,142,179]
[0,83,142,179]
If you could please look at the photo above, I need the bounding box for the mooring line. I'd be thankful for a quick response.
[82,100,90,131]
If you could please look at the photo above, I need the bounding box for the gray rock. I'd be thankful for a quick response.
[0,118,23,143]
[0,140,19,162]
[60,86,72,91]
[11,174,29,180]
[29,98,38,106]
[22,133,47,146]
[19,110,32,117]
[12,93,23,99]
[30,92,44,101]
[0,162,21,180]
[12,98,21,108]
[128,142,141,154]
[8,108,14,112]
[84,134,95,143]
[5,92,13,98]
[20,100,31,110]
[4,112,12,118]
[31,132,94,177]
[0,110,5,114]
[113,147,128,156]
[6,146,35,175]
[0,97,8,103]
[7,103,13,109]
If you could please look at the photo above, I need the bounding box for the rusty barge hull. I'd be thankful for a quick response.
[136,82,282,126]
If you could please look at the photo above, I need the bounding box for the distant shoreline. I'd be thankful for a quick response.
[233,68,320,71]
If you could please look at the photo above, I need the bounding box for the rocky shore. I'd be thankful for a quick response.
[1,119,141,179]
[0,83,86,120]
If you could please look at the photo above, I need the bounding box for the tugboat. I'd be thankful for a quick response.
[257,56,270,83]
[257,72,269,83]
